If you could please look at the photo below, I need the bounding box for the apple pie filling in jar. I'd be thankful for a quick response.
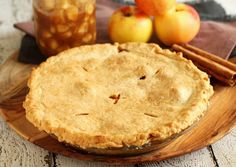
[33,0,96,56]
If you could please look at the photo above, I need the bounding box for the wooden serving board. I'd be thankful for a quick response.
[0,52,235,165]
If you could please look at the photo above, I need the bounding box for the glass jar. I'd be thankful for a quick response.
[33,0,96,56]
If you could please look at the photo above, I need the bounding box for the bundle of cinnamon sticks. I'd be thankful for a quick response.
[172,44,236,86]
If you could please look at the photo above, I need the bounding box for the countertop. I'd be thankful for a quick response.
[0,0,235,166]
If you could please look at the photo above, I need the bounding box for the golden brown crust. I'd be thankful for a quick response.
[23,42,214,149]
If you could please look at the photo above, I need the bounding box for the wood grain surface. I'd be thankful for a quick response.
[211,129,236,167]
[0,119,50,167]
[0,52,235,165]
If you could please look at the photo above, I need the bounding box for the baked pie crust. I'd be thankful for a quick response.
[23,43,214,149]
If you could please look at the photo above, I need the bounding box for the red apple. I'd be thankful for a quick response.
[135,0,176,16]
[108,6,153,43]
[154,3,200,45]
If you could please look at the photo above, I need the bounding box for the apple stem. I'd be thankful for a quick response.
[124,12,132,17]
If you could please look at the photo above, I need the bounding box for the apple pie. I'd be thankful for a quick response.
[23,42,214,149]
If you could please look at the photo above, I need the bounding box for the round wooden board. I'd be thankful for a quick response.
[0,52,235,165]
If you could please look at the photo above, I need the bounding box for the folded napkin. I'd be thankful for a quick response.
[188,0,236,21]
[190,21,236,59]
[16,0,236,64]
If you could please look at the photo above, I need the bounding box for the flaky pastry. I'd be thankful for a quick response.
[24,43,214,149]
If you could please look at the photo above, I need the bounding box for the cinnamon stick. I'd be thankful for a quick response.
[193,61,236,86]
[182,43,236,72]
[172,44,236,86]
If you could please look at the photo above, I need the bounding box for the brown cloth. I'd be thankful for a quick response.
[14,0,236,63]
[190,21,236,59]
